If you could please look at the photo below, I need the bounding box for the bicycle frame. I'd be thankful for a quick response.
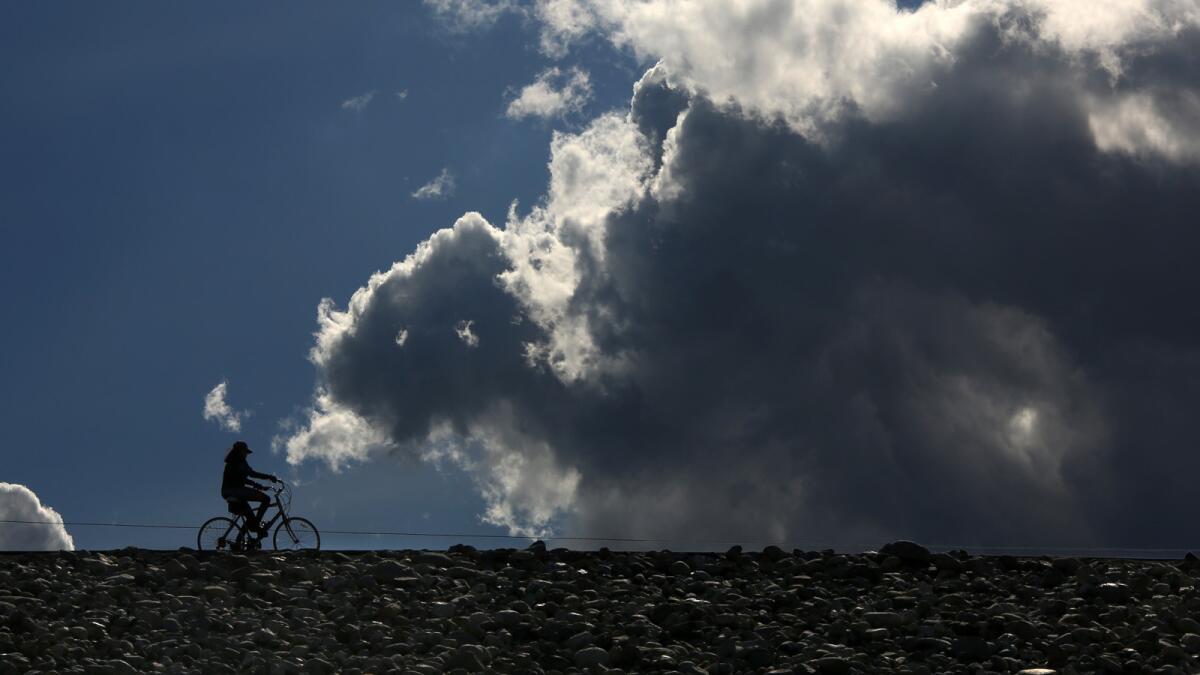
[222,484,290,544]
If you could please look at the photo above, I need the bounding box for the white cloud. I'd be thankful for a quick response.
[529,0,1200,158]
[506,67,593,120]
[0,483,73,551]
[1088,91,1200,163]
[396,89,409,101]
[341,90,377,112]
[499,112,652,380]
[203,380,248,432]
[424,0,522,32]
[412,168,457,200]
[455,319,480,347]
[276,390,395,471]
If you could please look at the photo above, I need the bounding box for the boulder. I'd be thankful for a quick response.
[878,541,931,565]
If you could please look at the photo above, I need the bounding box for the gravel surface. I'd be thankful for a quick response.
[2,541,1200,674]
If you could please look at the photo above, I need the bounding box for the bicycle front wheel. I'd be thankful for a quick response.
[198,517,240,551]
[274,517,320,551]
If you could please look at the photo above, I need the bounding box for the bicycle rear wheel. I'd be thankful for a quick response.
[274,517,320,550]
[198,517,241,551]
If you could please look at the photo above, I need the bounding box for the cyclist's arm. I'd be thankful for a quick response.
[245,462,279,482]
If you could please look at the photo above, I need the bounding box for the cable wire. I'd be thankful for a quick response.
[1,519,1196,555]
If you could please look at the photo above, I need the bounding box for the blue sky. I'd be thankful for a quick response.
[0,2,639,549]
[5,1,1200,555]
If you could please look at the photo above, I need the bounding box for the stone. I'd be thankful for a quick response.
[574,646,610,668]
[810,656,851,673]
[878,541,931,565]
[304,657,336,674]
[1097,582,1131,603]
[369,560,410,581]
[565,631,595,650]
[430,602,456,619]
[4,547,1194,675]
[443,645,487,672]
[415,551,452,566]
[107,659,138,675]
[1182,633,1200,653]
[863,612,904,628]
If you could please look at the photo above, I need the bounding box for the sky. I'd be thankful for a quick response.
[3,0,1200,554]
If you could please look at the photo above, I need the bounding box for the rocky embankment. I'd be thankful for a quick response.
[2,542,1200,674]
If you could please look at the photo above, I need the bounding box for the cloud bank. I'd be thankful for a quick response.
[507,67,593,120]
[0,483,74,551]
[203,380,247,432]
[286,0,1200,547]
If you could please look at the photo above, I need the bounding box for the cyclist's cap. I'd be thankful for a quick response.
[232,440,251,454]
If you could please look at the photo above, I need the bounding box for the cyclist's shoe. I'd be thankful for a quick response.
[257,525,271,538]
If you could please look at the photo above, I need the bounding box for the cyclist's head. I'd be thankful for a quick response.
[225,440,252,462]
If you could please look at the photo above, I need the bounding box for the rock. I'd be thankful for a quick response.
[879,540,931,565]
[163,559,189,579]
[3,547,1195,674]
[322,575,351,593]
[1097,582,1131,603]
[107,659,138,675]
[103,573,136,586]
[304,657,336,674]
[574,646,610,668]
[1016,670,1057,675]
[863,611,904,628]
[565,631,595,650]
[810,656,851,673]
[430,602,456,619]
[1051,557,1082,575]
[369,560,410,581]
[930,553,961,572]
[415,551,452,566]
[744,647,774,668]
[443,645,487,672]
[951,635,992,661]
[1182,633,1200,653]
[907,637,951,651]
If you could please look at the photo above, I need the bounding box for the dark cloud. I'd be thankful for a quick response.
[288,10,1200,547]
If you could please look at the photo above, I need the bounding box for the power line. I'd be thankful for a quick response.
[0,519,194,530]
[0,519,1196,555]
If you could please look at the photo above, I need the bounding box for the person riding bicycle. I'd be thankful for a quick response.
[220,441,280,538]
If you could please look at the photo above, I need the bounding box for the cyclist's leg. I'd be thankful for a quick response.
[248,489,270,531]
[226,487,269,532]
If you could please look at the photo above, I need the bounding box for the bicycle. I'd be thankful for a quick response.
[197,481,320,551]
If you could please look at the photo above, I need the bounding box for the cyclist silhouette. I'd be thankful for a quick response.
[221,441,280,537]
